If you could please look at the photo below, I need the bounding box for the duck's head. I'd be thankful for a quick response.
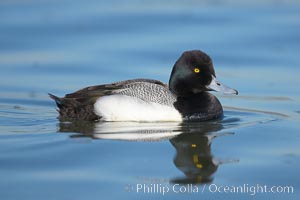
[169,50,238,97]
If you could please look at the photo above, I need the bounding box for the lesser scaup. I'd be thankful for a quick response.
[49,50,238,122]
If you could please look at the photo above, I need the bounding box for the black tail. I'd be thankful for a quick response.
[48,93,100,121]
[48,93,63,109]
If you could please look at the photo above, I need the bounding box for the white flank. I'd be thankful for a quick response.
[94,95,182,122]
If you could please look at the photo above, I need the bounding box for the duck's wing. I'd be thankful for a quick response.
[65,79,176,106]
[49,79,176,121]
[65,79,163,98]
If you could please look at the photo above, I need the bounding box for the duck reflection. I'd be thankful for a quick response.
[170,122,235,184]
[60,121,183,141]
[171,132,216,183]
[58,120,236,184]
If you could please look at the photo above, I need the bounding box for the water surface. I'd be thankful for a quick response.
[0,0,299,199]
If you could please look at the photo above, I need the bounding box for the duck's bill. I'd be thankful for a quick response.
[206,76,238,95]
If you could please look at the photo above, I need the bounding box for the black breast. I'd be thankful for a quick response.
[173,92,223,121]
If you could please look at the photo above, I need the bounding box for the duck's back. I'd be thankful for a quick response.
[113,79,176,106]
[49,79,179,121]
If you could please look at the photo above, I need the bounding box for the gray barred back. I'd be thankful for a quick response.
[111,79,177,107]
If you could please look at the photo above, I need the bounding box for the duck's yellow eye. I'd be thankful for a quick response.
[194,68,200,73]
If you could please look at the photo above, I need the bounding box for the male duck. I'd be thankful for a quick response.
[49,50,238,122]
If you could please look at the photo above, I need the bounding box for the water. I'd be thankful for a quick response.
[0,0,300,199]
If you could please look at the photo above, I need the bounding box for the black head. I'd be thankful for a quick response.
[169,50,238,97]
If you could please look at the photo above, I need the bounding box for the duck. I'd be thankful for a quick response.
[49,50,238,122]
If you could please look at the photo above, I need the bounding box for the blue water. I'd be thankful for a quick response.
[0,0,299,199]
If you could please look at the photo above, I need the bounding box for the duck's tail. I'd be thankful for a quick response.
[48,93,100,121]
[48,93,63,109]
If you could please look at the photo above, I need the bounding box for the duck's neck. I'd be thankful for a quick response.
[173,92,223,121]
[169,66,195,96]
[169,77,198,97]
[169,70,206,97]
